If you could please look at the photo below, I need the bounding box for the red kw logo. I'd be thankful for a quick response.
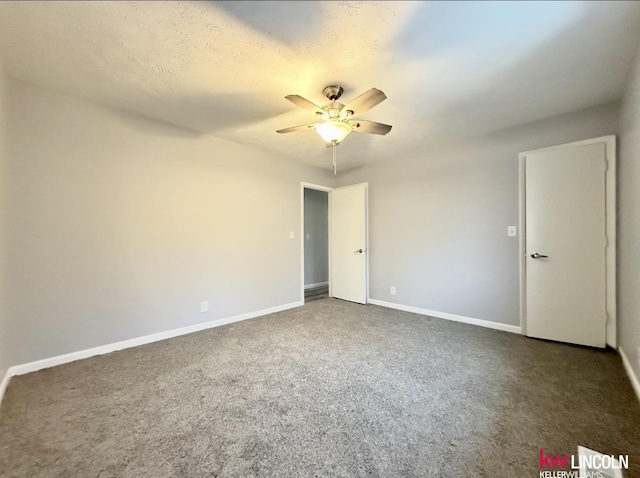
[539,449,570,469]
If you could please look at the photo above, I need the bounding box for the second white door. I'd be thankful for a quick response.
[524,143,607,348]
[330,183,368,304]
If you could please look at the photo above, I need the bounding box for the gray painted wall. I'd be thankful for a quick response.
[0,75,630,381]
[619,43,640,385]
[0,64,8,381]
[304,188,328,286]
[4,79,335,367]
[336,102,619,327]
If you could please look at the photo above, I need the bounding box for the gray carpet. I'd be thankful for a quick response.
[1,298,639,477]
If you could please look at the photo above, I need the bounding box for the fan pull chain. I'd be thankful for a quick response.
[332,141,337,176]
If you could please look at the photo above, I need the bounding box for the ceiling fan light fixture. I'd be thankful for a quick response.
[278,86,391,175]
[316,121,352,143]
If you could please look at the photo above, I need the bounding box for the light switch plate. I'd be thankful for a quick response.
[289,231,295,239]
[508,226,517,237]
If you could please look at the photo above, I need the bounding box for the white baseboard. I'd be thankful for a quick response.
[620,346,640,403]
[0,300,303,404]
[304,281,329,290]
[368,299,522,334]
[0,369,11,405]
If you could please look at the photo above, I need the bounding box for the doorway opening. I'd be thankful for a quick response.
[301,183,332,303]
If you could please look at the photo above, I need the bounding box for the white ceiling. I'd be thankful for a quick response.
[1,1,640,171]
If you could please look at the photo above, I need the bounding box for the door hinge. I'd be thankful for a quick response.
[604,236,609,247]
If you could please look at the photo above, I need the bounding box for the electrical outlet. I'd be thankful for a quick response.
[390,286,396,295]
[508,226,517,237]
[200,301,208,313]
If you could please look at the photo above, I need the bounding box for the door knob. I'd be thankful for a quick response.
[531,252,548,259]
[353,249,363,254]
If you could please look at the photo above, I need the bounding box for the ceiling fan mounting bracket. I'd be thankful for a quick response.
[323,85,344,102]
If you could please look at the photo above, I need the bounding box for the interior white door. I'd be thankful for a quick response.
[525,143,607,348]
[330,183,367,304]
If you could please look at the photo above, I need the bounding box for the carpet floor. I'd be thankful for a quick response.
[1,298,639,477]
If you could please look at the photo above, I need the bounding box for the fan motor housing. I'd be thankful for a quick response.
[323,85,344,102]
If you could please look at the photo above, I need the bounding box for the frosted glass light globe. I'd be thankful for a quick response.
[316,121,352,143]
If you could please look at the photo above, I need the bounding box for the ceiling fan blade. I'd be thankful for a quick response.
[341,88,387,117]
[285,95,325,115]
[276,123,319,134]
[349,120,392,135]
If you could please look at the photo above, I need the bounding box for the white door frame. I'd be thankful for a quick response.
[300,182,334,303]
[519,135,617,347]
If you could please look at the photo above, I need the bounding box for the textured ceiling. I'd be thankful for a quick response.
[1,1,640,171]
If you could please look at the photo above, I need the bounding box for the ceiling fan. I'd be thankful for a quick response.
[277,85,392,143]
[276,85,392,174]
